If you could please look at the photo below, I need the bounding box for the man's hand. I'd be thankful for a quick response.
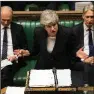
[76,48,89,60]
[19,49,30,57]
[14,49,20,56]
[14,49,30,57]
[7,55,18,62]
[84,56,94,64]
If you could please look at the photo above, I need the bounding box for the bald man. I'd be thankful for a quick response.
[1,6,28,88]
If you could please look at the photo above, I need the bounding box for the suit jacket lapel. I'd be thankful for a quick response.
[42,28,59,54]
[79,23,84,47]
[41,29,48,52]
[52,25,62,54]
[11,23,17,50]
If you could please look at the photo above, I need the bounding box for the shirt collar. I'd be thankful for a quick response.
[91,26,94,31]
[83,23,94,31]
[1,24,11,29]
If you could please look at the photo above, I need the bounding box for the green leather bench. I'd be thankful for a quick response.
[13,20,82,86]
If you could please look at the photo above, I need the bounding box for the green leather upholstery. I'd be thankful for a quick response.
[13,20,82,86]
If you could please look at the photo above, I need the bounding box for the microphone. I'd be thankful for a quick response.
[52,67,58,89]
[83,63,89,86]
[52,67,56,74]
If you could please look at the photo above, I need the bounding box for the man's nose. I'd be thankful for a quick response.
[88,17,93,22]
[5,21,8,24]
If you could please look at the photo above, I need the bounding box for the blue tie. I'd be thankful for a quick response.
[88,29,93,56]
[2,27,8,60]
[88,29,93,45]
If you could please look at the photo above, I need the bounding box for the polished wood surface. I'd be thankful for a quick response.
[13,11,83,20]
[13,11,82,15]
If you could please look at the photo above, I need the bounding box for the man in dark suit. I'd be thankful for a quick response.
[1,6,29,88]
[72,4,94,87]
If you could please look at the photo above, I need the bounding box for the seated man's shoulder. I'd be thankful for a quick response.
[11,22,23,28]
[73,22,83,30]
[35,26,43,30]
[59,24,72,31]
[60,25,72,35]
[34,26,44,33]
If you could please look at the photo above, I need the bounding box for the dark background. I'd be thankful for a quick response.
[1,1,77,11]
[1,1,94,11]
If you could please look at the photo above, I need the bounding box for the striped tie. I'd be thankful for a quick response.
[88,28,93,56]
[88,28,93,45]
[2,27,8,60]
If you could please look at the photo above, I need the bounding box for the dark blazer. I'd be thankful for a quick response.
[72,22,94,86]
[72,22,94,69]
[11,22,27,50]
[72,22,85,71]
[72,22,84,51]
[31,25,74,69]
[10,22,28,67]
[1,22,28,88]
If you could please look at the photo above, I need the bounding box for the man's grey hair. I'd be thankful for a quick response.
[40,10,59,26]
[83,4,94,14]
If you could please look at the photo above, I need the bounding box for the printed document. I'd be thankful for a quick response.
[29,69,55,87]
[57,69,72,87]
[6,87,25,94]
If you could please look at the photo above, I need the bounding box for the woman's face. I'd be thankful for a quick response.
[44,23,58,37]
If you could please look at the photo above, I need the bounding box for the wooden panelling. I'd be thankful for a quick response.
[13,11,83,21]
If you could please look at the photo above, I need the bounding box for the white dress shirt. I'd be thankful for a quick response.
[1,24,14,58]
[83,23,94,56]
[47,37,56,53]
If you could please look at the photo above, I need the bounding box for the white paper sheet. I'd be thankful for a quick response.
[57,69,72,87]
[5,87,25,94]
[29,69,55,87]
[1,59,13,70]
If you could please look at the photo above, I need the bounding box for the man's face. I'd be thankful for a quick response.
[44,23,58,37]
[83,10,94,28]
[1,11,12,27]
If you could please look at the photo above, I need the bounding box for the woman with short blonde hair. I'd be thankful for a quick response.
[40,10,59,26]
[20,9,74,70]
